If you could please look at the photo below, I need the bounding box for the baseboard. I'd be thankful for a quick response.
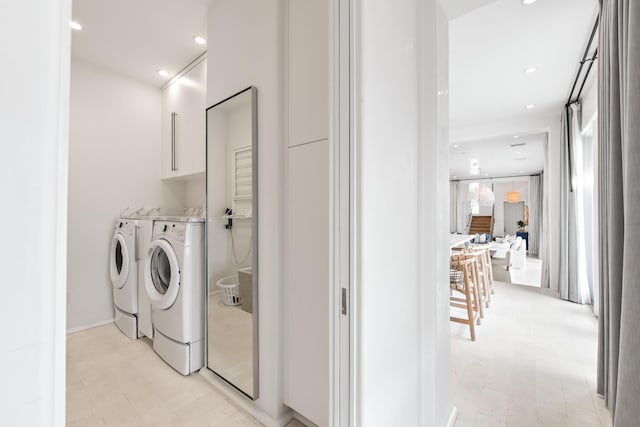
[446,406,458,427]
[66,318,114,335]
[291,411,318,427]
[199,368,293,427]
[541,287,560,298]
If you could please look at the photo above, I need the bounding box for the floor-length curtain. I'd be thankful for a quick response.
[559,105,590,304]
[598,1,640,425]
[528,174,542,256]
[541,138,551,288]
[450,181,459,233]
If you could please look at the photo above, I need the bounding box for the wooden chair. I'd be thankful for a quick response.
[450,256,481,341]
[472,244,495,298]
[452,249,490,312]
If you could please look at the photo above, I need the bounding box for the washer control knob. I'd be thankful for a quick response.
[119,222,123,228]
[163,224,168,232]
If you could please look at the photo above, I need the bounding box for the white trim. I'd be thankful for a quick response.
[199,369,293,427]
[66,318,114,335]
[161,51,207,91]
[292,411,319,427]
[445,406,458,427]
[329,0,353,426]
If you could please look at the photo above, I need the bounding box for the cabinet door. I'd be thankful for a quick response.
[285,140,330,427]
[161,60,207,179]
[288,0,329,147]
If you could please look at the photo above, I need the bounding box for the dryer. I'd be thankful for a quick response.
[144,219,205,375]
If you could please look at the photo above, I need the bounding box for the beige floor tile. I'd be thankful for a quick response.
[451,281,613,427]
[67,324,262,427]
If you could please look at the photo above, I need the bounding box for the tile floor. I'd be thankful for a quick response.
[67,324,306,426]
[509,256,543,288]
[451,281,612,427]
[69,280,608,426]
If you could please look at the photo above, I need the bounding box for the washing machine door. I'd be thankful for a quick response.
[144,239,181,310]
[110,233,130,289]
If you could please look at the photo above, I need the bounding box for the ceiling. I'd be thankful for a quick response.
[449,0,599,129]
[441,0,501,20]
[71,0,211,87]
[449,133,545,180]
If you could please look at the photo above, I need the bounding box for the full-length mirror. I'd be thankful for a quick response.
[206,87,258,399]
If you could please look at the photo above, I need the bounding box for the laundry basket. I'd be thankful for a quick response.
[216,275,241,306]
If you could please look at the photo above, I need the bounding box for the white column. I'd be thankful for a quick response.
[0,0,71,426]
[352,0,453,425]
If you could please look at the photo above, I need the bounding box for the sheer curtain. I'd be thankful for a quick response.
[450,181,458,233]
[598,1,640,424]
[528,174,543,256]
[559,105,590,304]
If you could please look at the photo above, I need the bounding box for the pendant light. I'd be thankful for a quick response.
[479,185,495,206]
[506,181,520,203]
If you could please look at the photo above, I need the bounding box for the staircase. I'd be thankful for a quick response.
[468,215,493,238]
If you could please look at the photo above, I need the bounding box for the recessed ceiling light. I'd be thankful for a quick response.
[513,135,520,139]
[70,21,83,30]
[522,0,537,5]
[524,67,537,74]
[157,69,169,77]
[193,35,207,45]
[526,104,536,109]
[453,144,459,148]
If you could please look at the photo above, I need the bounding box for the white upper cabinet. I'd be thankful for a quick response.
[161,59,207,179]
[288,0,329,147]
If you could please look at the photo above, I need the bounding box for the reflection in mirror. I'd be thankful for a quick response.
[206,87,258,399]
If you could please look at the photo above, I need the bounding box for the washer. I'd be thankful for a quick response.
[109,217,155,340]
[109,219,139,339]
[144,219,205,375]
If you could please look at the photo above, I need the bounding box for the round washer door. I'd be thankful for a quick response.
[110,233,129,289]
[144,239,181,310]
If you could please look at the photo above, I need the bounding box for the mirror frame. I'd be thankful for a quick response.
[204,86,258,399]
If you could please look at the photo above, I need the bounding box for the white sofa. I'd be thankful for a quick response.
[507,236,527,269]
[490,236,527,271]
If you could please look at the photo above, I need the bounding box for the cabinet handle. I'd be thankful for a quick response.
[171,112,177,171]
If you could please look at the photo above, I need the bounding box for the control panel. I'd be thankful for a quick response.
[113,219,135,236]
[153,221,186,242]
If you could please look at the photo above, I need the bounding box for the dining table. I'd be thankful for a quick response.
[449,233,475,249]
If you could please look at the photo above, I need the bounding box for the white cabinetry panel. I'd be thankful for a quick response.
[285,140,329,427]
[161,59,207,179]
[288,0,329,147]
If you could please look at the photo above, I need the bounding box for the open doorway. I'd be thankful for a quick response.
[450,135,544,287]
[445,0,608,425]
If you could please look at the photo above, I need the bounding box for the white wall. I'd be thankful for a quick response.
[493,180,529,236]
[184,178,206,207]
[0,0,70,424]
[354,0,453,425]
[67,60,184,332]
[207,0,287,422]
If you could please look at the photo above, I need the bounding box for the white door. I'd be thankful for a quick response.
[110,233,130,289]
[144,239,181,310]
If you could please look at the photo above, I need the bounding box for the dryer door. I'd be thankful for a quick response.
[144,239,181,310]
[110,233,130,289]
